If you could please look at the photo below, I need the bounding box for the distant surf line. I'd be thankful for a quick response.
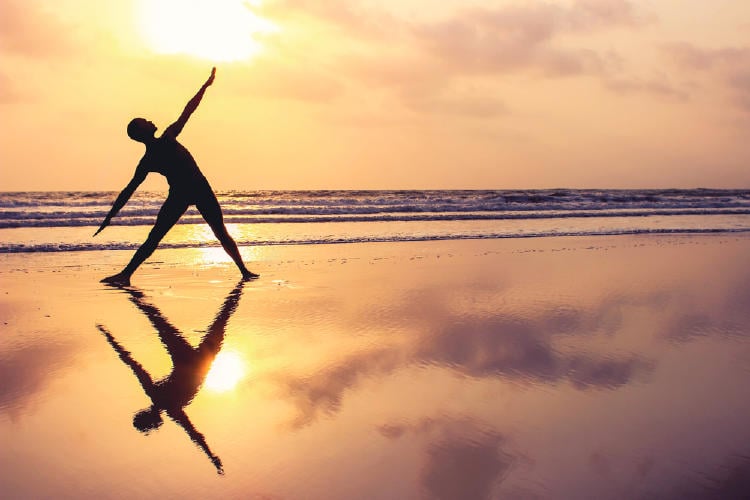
[3,227,749,253]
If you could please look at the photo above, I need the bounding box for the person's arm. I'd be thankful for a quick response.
[169,408,224,474]
[94,163,147,236]
[163,67,216,139]
[96,324,156,394]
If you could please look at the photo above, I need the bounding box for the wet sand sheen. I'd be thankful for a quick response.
[1,235,750,499]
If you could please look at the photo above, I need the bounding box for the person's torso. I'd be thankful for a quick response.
[143,136,206,193]
[152,362,210,409]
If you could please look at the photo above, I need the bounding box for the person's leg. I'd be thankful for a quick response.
[101,196,188,285]
[196,189,258,279]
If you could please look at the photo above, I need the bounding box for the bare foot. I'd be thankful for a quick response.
[242,270,260,280]
[100,273,131,287]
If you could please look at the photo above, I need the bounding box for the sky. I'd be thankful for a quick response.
[0,0,749,190]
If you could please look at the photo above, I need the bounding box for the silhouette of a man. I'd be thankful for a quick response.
[96,281,246,474]
[95,68,257,286]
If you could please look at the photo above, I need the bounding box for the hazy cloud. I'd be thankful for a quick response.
[261,0,400,39]
[281,347,402,428]
[277,291,653,428]
[410,1,639,78]
[664,43,750,70]
[413,316,651,388]
[264,0,656,115]
[664,42,750,113]
[422,435,512,500]
[664,273,750,342]
[379,417,516,500]
[275,262,750,429]
[0,0,76,57]
[0,342,77,419]
[604,77,688,100]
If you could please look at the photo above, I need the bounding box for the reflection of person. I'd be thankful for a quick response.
[95,67,258,286]
[96,281,245,474]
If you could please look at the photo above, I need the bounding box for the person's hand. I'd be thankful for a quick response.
[94,218,110,237]
[205,67,216,87]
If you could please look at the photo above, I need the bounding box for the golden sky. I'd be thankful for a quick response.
[1,0,749,190]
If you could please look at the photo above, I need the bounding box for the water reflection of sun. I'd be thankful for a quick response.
[205,350,247,393]
[185,224,261,266]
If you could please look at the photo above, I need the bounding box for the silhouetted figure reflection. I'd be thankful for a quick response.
[96,281,246,474]
[94,67,258,286]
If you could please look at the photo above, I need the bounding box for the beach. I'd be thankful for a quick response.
[2,233,749,499]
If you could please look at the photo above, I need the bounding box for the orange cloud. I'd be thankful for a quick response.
[665,42,750,114]
[0,0,77,57]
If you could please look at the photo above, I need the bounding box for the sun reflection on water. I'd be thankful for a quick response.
[182,223,261,266]
[205,350,247,393]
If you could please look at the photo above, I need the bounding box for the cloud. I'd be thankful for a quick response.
[379,417,516,500]
[264,0,655,115]
[603,77,688,100]
[412,315,651,388]
[276,261,750,429]
[0,0,77,58]
[276,291,653,428]
[0,342,77,419]
[261,0,399,40]
[421,435,512,500]
[664,273,750,342]
[664,42,750,113]
[728,70,750,113]
[664,43,750,70]
[409,0,640,78]
[281,347,402,428]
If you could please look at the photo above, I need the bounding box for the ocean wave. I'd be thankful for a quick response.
[2,227,748,253]
[1,208,749,229]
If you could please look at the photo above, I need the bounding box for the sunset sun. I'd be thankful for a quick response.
[138,0,277,62]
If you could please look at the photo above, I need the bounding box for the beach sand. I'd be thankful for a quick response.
[2,234,750,499]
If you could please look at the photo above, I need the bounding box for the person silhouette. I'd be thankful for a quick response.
[96,281,246,474]
[95,67,258,286]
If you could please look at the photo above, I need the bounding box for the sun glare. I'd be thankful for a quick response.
[138,0,277,62]
[205,350,247,392]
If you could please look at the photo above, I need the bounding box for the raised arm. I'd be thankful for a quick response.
[94,163,147,236]
[163,67,216,139]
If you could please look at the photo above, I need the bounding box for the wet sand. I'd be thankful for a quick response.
[1,235,750,499]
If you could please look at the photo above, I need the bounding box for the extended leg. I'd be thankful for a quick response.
[196,190,258,280]
[101,196,188,285]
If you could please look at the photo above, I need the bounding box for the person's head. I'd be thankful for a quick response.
[133,406,163,433]
[127,118,157,143]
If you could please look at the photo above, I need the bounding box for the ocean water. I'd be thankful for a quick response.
[1,189,749,252]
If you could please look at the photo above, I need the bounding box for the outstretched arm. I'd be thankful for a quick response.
[94,164,147,236]
[96,324,156,394]
[163,67,216,139]
[169,408,224,474]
